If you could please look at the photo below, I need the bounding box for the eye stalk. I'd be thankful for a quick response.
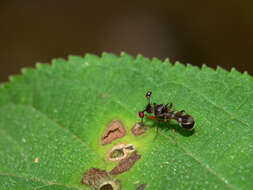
[145,91,152,104]
[145,91,152,99]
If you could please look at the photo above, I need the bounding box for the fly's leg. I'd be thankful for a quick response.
[147,115,160,141]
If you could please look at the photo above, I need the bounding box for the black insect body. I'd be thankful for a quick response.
[138,91,195,130]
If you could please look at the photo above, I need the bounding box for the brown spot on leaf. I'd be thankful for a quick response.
[110,151,141,175]
[34,157,39,163]
[131,122,147,136]
[101,120,127,145]
[82,168,109,186]
[103,94,109,98]
[82,168,121,189]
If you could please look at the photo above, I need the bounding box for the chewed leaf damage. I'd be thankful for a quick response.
[131,122,147,136]
[101,120,127,145]
[110,151,141,175]
[107,143,136,161]
[82,168,121,190]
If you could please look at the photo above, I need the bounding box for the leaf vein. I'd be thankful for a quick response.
[15,104,106,166]
[159,132,238,190]
[0,173,83,190]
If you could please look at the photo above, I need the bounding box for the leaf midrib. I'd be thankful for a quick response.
[22,104,106,165]
[8,86,235,189]
[0,100,238,190]
[0,103,104,190]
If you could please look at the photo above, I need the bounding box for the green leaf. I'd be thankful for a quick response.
[0,52,253,190]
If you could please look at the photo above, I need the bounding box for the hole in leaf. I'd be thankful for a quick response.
[131,122,147,136]
[110,151,141,175]
[100,183,113,190]
[99,180,121,190]
[107,143,136,161]
[125,144,135,153]
[81,168,109,186]
[111,149,124,158]
[101,120,127,145]
[107,143,127,161]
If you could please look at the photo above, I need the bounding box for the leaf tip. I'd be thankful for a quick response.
[35,62,51,71]
[173,61,187,70]
[243,70,248,75]
[136,53,150,64]
[8,74,23,84]
[6,75,22,88]
[84,53,100,64]
[120,51,134,58]
[242,70,253,81]
[8,75,14,82]
[164,57,170,61]
[102,52,117,58]
[230,67,237,72]
[163,58,172,65]
[201,64,208,69]
[174,61,185,67]
[201,64,215,73]
[101,51,109,57]
[136,53,143,59]
[174,61,181,65]
[151,57,162,64]
[164,57,170,62]
[68,55,85,64]
[119,52,135,63]
[242,71,253,81]
[230,67,243,77]
[185,63,200,72]
[216,65,227,72]
[21,67,34,76]
[35,62,42,69]
[186,63,194,68]
[120,51,126,56]
[51,58,67,66]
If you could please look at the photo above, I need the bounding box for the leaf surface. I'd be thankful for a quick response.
[0,53,253,190]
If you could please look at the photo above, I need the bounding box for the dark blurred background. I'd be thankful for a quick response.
[1,0,253,82]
